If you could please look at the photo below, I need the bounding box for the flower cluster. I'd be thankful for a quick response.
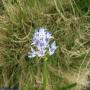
[28,28,57,58]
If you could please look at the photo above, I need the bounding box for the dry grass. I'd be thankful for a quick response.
[0,0,90,90]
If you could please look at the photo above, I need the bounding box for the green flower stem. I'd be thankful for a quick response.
[43,57,48,90]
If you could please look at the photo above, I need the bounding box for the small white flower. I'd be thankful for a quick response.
[28,47,36,58]
[49,41,57,55]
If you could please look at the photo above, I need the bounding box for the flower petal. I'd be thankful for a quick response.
[36,49,46,57]
[49,41,57,55]
[28,47,36,58]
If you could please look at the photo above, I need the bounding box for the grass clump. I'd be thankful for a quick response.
[0,0,90,90]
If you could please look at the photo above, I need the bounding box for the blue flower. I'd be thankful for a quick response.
[36,48,46,57]
[28,28,57,58]
[49,41,57,55]
[28,47,36,58]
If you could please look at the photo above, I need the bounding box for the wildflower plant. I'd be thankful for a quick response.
[28,28,57,90]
